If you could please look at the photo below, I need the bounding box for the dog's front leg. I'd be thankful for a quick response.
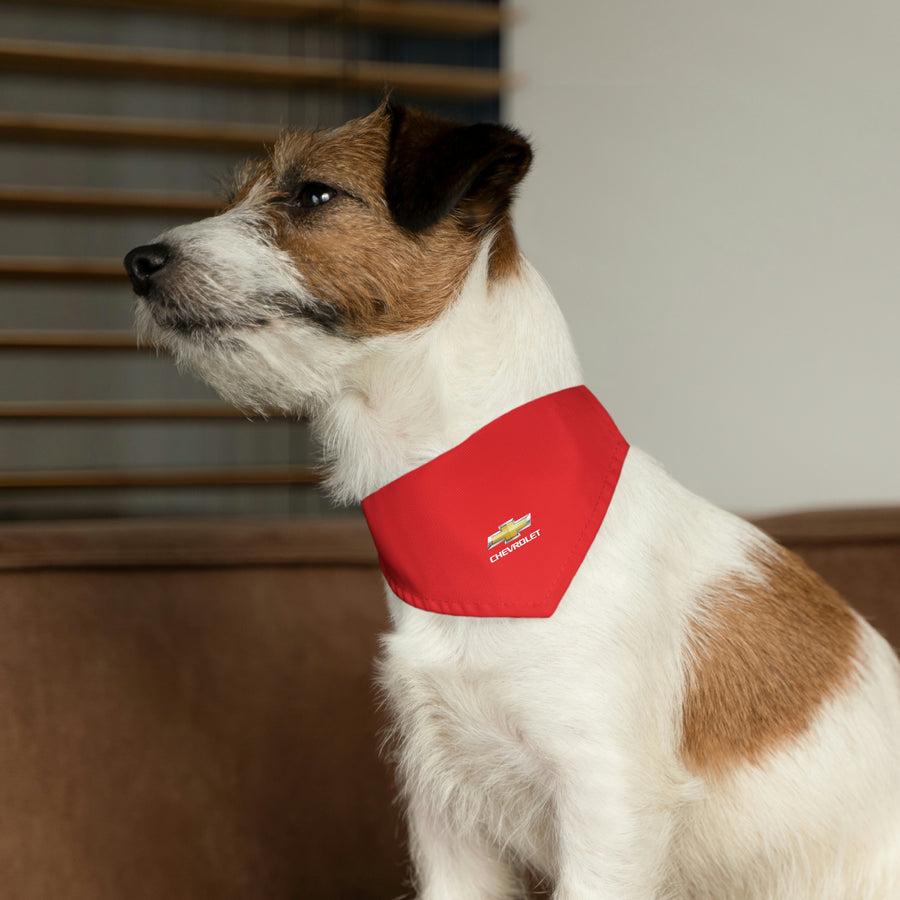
[406,792,523,900]
[550,762,676,900]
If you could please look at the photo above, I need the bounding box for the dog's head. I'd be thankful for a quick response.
[124,103,532,413]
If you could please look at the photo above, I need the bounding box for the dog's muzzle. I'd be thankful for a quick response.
[124,243,171,297]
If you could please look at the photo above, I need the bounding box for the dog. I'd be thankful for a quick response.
[125,102,900,898]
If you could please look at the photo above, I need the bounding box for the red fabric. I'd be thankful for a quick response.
[361,386,629,618]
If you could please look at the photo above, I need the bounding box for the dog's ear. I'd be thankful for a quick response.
[385,104,532,234]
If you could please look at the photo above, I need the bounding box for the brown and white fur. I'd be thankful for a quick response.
[125,103,900,898]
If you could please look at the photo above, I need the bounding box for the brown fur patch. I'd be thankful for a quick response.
[487,212,523,282]
[681,543,861,777]
[229,107,514,337]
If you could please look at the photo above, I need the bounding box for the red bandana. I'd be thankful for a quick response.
[361,386,629,618]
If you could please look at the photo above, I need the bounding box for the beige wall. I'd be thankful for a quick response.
[506,0,900,515]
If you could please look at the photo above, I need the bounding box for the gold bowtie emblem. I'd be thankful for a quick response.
[487,514,532,550]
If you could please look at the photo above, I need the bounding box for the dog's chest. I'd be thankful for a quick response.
[380,629,557,866]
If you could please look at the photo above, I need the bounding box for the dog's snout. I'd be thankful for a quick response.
[124,243,170,296]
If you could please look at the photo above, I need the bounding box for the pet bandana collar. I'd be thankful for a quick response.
[361,385,629,618]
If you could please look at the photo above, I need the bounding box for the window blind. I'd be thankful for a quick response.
[0,0,506,520]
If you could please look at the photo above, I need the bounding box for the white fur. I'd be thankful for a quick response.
[134,188,900,899]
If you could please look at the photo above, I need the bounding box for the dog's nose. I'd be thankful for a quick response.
[124,243,170,296]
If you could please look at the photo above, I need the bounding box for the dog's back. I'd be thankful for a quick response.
[621,450,900,897]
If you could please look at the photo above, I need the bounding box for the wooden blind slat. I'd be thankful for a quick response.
[340,0,506,35]
[0,39,507,101]
[0,464,319,489]
[0,185,220,217]
[0,112,279,152]
[17,0,506,36]
[0,258,125,281]
[0,331,139,350]
[0,401,261,420]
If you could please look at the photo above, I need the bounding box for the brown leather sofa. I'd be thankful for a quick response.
[0,509,897,899]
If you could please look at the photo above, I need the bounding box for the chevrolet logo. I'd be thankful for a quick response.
[487,514,532,550]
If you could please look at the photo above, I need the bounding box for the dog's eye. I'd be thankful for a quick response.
[294,182,338,209]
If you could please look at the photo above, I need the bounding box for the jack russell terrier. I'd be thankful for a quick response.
[125,102,900,899]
